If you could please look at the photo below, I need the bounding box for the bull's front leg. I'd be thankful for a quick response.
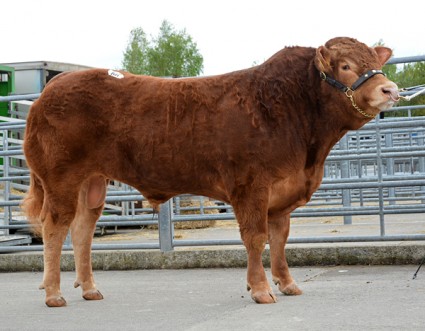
[233,194,277,304]
[268,212,302,295]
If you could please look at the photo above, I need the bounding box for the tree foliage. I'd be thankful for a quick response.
[122,20,203,77]
[122,27,149,75]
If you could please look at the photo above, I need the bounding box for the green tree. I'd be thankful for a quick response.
[122,20,203,77]
[122,27,149,75]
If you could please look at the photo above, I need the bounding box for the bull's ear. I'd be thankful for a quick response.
[374,46,392,65]
[315,46,332,72]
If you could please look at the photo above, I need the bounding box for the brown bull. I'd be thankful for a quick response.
[22,37,399,307]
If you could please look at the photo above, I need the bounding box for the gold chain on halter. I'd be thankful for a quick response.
[344,89,376,119]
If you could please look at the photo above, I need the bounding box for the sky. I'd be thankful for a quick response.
[1,0,424,76]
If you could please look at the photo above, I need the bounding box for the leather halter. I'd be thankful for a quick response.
[320,69,385,93]
[320,69,385,119]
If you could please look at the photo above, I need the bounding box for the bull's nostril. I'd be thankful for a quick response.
[382,86,400,102]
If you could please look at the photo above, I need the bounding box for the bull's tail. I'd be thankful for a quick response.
[21,172,44,237]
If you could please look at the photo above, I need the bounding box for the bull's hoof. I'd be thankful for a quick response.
[45,295,67,307]
[83,289,104,301]
[247,284,277,304]
[74,280,104,301]
[273,278,303,296]
[282,282,302,296]
[251,290,278,304]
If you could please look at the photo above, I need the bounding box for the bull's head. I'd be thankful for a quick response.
[314,37,399,119]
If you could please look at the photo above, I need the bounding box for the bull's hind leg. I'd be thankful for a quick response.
[40,192,78,307]
[70,175,107,301]
[268,212,302,295]
[233,192,277,304]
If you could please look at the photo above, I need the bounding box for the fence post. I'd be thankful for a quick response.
[340,135,352,225]
[385,133,396,205]
[2,129,10,236]
[418,135,425,203]
[159,199,174,252]
[375,118,385,236]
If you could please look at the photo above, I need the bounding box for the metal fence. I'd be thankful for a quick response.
[1,57,425,253]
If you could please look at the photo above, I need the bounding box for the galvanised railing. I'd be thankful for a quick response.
[1,55,424,252]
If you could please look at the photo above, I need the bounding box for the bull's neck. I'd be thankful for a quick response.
[258,54,351,169]
[304,61,351,168]
[252,49,362,169]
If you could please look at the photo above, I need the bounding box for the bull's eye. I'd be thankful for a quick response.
[342,64,350,71]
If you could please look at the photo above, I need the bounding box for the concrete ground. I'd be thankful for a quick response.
[1,213,425,330]
[1,265,424,331]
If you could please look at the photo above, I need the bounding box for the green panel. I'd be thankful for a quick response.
[0,67,15,116]
[0,66,15,166]
[0,82,10,116]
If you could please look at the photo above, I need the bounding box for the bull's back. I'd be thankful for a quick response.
[24,69,260,194]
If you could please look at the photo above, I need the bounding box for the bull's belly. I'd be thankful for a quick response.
[107,163,231,206]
